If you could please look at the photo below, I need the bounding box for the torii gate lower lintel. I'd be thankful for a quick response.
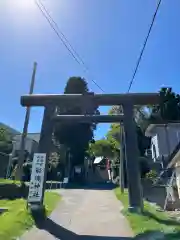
[21,93,160,214]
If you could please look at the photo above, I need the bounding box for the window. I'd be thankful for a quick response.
[152,144,157,161]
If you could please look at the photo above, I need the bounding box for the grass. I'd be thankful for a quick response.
[0,178,21,185]
[0,178,62,184]
[0,191,61,240]
[114,188,180,239]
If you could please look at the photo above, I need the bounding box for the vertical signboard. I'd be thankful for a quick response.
[28,153,46,203]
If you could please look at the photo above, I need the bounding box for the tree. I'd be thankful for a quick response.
[134,106,152,132]
[107,105,151,156]
[107,107,122,150]
[0,127,12,154]
[106,123,121,149]
[88,139,115,158]
[108,104,152,132]
[109,105,123,115]
[54,77,99,167]
[149,87,180,122]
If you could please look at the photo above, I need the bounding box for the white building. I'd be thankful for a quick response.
[145,123,180,167]
[145,122,180,200]
[167,142,180,199]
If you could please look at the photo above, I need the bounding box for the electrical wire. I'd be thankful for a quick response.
[34,0,104,92]
[38,0,88,68]
[35,0,81,65]
[35,0,160,121]
[127,0,162,93]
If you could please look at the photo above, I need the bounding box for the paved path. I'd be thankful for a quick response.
[20,188,133,240]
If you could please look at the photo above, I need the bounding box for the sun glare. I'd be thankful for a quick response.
[15,0,34,10]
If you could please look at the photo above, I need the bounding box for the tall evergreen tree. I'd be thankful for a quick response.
[54,77,99,166]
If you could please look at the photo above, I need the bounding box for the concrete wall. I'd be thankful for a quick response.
[0,183,28,199]
[142,179,180,210]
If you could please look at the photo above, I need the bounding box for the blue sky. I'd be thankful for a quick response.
[0,0,180,139]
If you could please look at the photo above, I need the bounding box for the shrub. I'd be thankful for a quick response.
[145,169,158,182]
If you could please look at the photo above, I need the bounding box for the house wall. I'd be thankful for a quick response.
[151,124,180,163]
[12,135,39,156]
[158,125,180,157]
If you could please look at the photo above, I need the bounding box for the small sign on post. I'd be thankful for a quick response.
[28,153,46,204]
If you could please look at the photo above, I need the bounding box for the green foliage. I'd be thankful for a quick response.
[49,152,60,169]
[88,139,115,157]
[159,87,180,120]
[0,127,12,154]
[106,123,120,149]
[54,77,98,166]
[108,105,123,115]
[0,127,9,142]
[107,106,151,156]
[87,107,121,161]
[134,87,180,156]
[0,192,60,240]
[88,107,122,158]
[145,169,158,181]
[134,106,152,132]
[150,87,180,121]
[64,76,89,93]
[107,107,121,149]
[22,162,31,181]
[115,188,180,238]
[48,152,61,180]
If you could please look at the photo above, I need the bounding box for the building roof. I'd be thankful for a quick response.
[14,133,40,143]
[94,157,104,164]
[26,133,40,143]
[145,121,180,137]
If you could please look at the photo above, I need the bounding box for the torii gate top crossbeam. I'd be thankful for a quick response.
[21,93,160,107]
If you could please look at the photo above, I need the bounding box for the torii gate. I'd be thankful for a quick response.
[20,92,160,214]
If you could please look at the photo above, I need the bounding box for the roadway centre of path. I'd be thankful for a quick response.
[20,188,134,240]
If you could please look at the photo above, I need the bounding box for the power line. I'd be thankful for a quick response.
[127,0,162,93]
[37,0,87,68]
[34,0,104,92]
[35,2,138,139]
[34,0,81,65]
[35,0,159,125]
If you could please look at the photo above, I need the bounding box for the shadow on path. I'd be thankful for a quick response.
[35,217,180,239]
[142,211,180,226]
[65,183,116,191]
[35,218,132,240]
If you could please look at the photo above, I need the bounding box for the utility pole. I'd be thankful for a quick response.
[16,62,37,181]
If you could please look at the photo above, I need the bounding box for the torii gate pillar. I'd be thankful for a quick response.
[123,102,143,212]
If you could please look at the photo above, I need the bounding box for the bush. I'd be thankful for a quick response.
[145,170,158,182]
